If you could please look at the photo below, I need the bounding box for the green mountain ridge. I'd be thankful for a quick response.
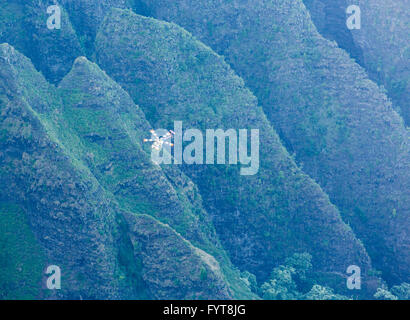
[0,0,84,83]
[57,55,255,298]
[0,0,408,299]
[0,43,252,299]
[0,43,122,299]
[94,8,373,295]
[136,0,410,284]
[304,0,410,126]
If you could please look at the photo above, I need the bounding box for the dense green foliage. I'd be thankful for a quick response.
[137,0,410,285]
[95,9,372,292]
[260,253,350,300]
[0,43,254,299]
[57,56,254,298]
[0,203,45,299]
[0,0,83,83]
[304,0,410,126]
[0,0,408,300]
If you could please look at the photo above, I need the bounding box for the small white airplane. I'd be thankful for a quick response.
[144,129,175,151]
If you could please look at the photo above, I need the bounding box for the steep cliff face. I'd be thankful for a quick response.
[303,0,409,126]
[59,0,129,55]
[0,203,45,299]
[1,0,407,299]
[0,43,251,299]
[303,0,364,64]
[0,43,123,299]
[348,0,410,126]
[123,213,232,299]
[58,57,216,251]
[0,1,84,83]
[57,56,253,298]
[95,9,373,293]
[136,0,410,284]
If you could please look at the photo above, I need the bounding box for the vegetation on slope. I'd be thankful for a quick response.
[0,203,45,299]
[59,0,130,55]
[0,0,83,83]
[57,56,254,298]
[0,43,247,299]
[95,9,374,295]
[304,0,410,126]
[0,43,126,299]
[0,0,407,299]
[137,0,410,285]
